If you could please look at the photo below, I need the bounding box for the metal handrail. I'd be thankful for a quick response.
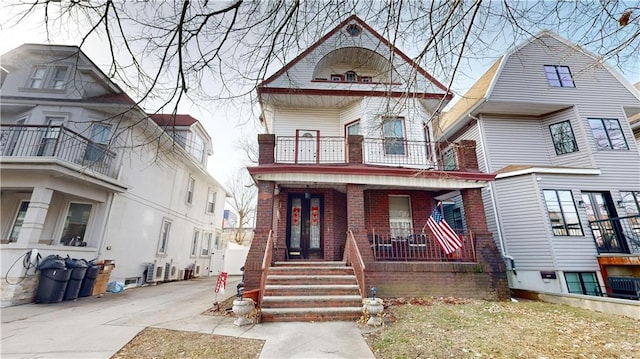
[345,230,366,298]
[258,229,274,320]
[369,228,476,262]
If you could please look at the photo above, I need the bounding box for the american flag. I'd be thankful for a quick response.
[426,206,463,255]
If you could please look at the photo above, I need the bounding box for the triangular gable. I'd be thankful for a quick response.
[259,15,451,98]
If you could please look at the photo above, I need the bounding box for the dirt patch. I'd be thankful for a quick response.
[202,296,237,316]
[363,297,640,359]
[112,327,264,359]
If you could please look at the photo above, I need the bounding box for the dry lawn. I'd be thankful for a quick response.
[112,297,639,359]
[364,297,640,359]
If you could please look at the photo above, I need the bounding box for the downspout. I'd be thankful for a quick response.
[468,113,515,273]
[97,192,116,259]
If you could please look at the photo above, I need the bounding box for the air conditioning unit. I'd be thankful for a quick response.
[164,263,171,281]
[178,269,185,281]
[153,262,166,282]
[168,264,179,281]
[145,263,156,283]
[194,264,201,277]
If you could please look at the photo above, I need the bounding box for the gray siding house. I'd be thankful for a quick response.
[436,32,640,299]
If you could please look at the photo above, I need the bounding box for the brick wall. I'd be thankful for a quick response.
[347,135,363,164]
[365,262,503,300]
[257,134,275,165]
[244,180,275,290]
[455,139,479,172]
[364,189,434,234]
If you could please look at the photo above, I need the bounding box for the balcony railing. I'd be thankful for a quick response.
[273,135,457,169]
[0,125,117,178]
[363,138,439,168]
[369,229,476,262]
[275,136,345,164]
[589,215,640,254]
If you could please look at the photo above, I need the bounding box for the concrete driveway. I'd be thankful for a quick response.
[1,276,375,359]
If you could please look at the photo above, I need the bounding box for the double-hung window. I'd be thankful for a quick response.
[186,176,195,204]
[588,118,628,150]
[206,189,217,214]
[84,123,112,162]
[9,201,30,242]
[543,190,583,236]
[60,203,92,246]
[190,229,200,257]
[382,118,406,155]
[29,67,47,88]
[549,120,578,155]
[544,65,575,87]
[201,232,212,256]
[158,219,171,254]
[27,65,69,90]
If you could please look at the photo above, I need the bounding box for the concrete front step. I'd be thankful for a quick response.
[260,306,363,322]
[264,284,360,296]
[269,266,355,276]
[273,261,347,267]
[262,295,363,308]
[266,274,357,285]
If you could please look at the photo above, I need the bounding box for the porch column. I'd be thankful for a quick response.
[258,134,276,165]
[16,187,53,246]
[455,140,479,172]
[346,184,374,263]
[347,135,363,164]
[461,187,510,300]
[244,180,275,290]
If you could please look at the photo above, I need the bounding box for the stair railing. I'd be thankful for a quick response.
[345,230,366,298]
[258,229,274,320]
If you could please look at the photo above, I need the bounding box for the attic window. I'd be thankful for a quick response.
[360,76,372,83]
[544,65,575,88]
[346,24,361,36]
[345,71,357,82]
[331,74,343,82]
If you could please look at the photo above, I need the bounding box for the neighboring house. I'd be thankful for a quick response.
[437,32,640,300]
[0,44,226,306]
[244,15,510,308]
[631,82,640,148]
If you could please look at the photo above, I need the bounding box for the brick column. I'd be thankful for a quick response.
[17,187,53,245]
[461,188,510,300]
[347,135,363,164]
[244,180,275,290]
[455,140,479,172]
[346,184,374,263]
[258,134,275,165]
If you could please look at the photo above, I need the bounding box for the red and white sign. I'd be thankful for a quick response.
[292,207,301,225]
[215,272,228,294]
[311,206,319,225]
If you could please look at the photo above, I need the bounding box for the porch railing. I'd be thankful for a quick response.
[344,230,366,297]
[589,215,640,254]
[0,125,117,178]
[259,229,274,315]
[369,229,476,262]
[275,136,345,164]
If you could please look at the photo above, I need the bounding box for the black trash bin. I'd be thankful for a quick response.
[79,265,101,297]
[63,258,89,301]
[36,268,72,304]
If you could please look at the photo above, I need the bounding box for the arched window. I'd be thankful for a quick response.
[345,71,357,82]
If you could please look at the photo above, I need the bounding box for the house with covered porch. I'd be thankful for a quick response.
[244,16,509,322]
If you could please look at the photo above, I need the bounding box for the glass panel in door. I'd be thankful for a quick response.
[287,194,323,259]
[38,117,64,156]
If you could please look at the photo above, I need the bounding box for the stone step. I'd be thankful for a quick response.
[264,284,360,297]
[260,306,363,322]
[273,261,347,267]
[268,266,355,276]
[261,295,363,309]
[266,274,357,285]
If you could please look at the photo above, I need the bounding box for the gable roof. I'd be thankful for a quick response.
[436,31,640,139]
[258,15,451,98]
[149,114,198,127]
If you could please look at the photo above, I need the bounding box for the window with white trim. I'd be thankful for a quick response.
[382,117,406,155]
[190,229,200,257]
[60,203,92,246]
[389,195,413,239]
[206,189,217,214]
[186,176,195,204]
[84,122,112,162]
[201,232,212,256]
[158,219,171,254]
[27,65,70,90]
[28,67,47,88]
[9,201,30,242]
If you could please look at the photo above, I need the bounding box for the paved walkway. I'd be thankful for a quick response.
[0,276,376,358]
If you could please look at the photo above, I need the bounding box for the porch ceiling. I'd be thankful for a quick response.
[249,164,492,191]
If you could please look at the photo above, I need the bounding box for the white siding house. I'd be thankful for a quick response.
[437,32,640,299]
[0,44,226,307]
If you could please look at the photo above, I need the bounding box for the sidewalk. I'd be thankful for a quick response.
[0,276,375,358]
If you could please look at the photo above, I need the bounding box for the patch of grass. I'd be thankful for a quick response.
[112,328,264,359]
[364,298,640,359]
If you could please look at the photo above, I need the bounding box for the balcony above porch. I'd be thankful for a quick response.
[251,134,494,192]
[1,125,122,187]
